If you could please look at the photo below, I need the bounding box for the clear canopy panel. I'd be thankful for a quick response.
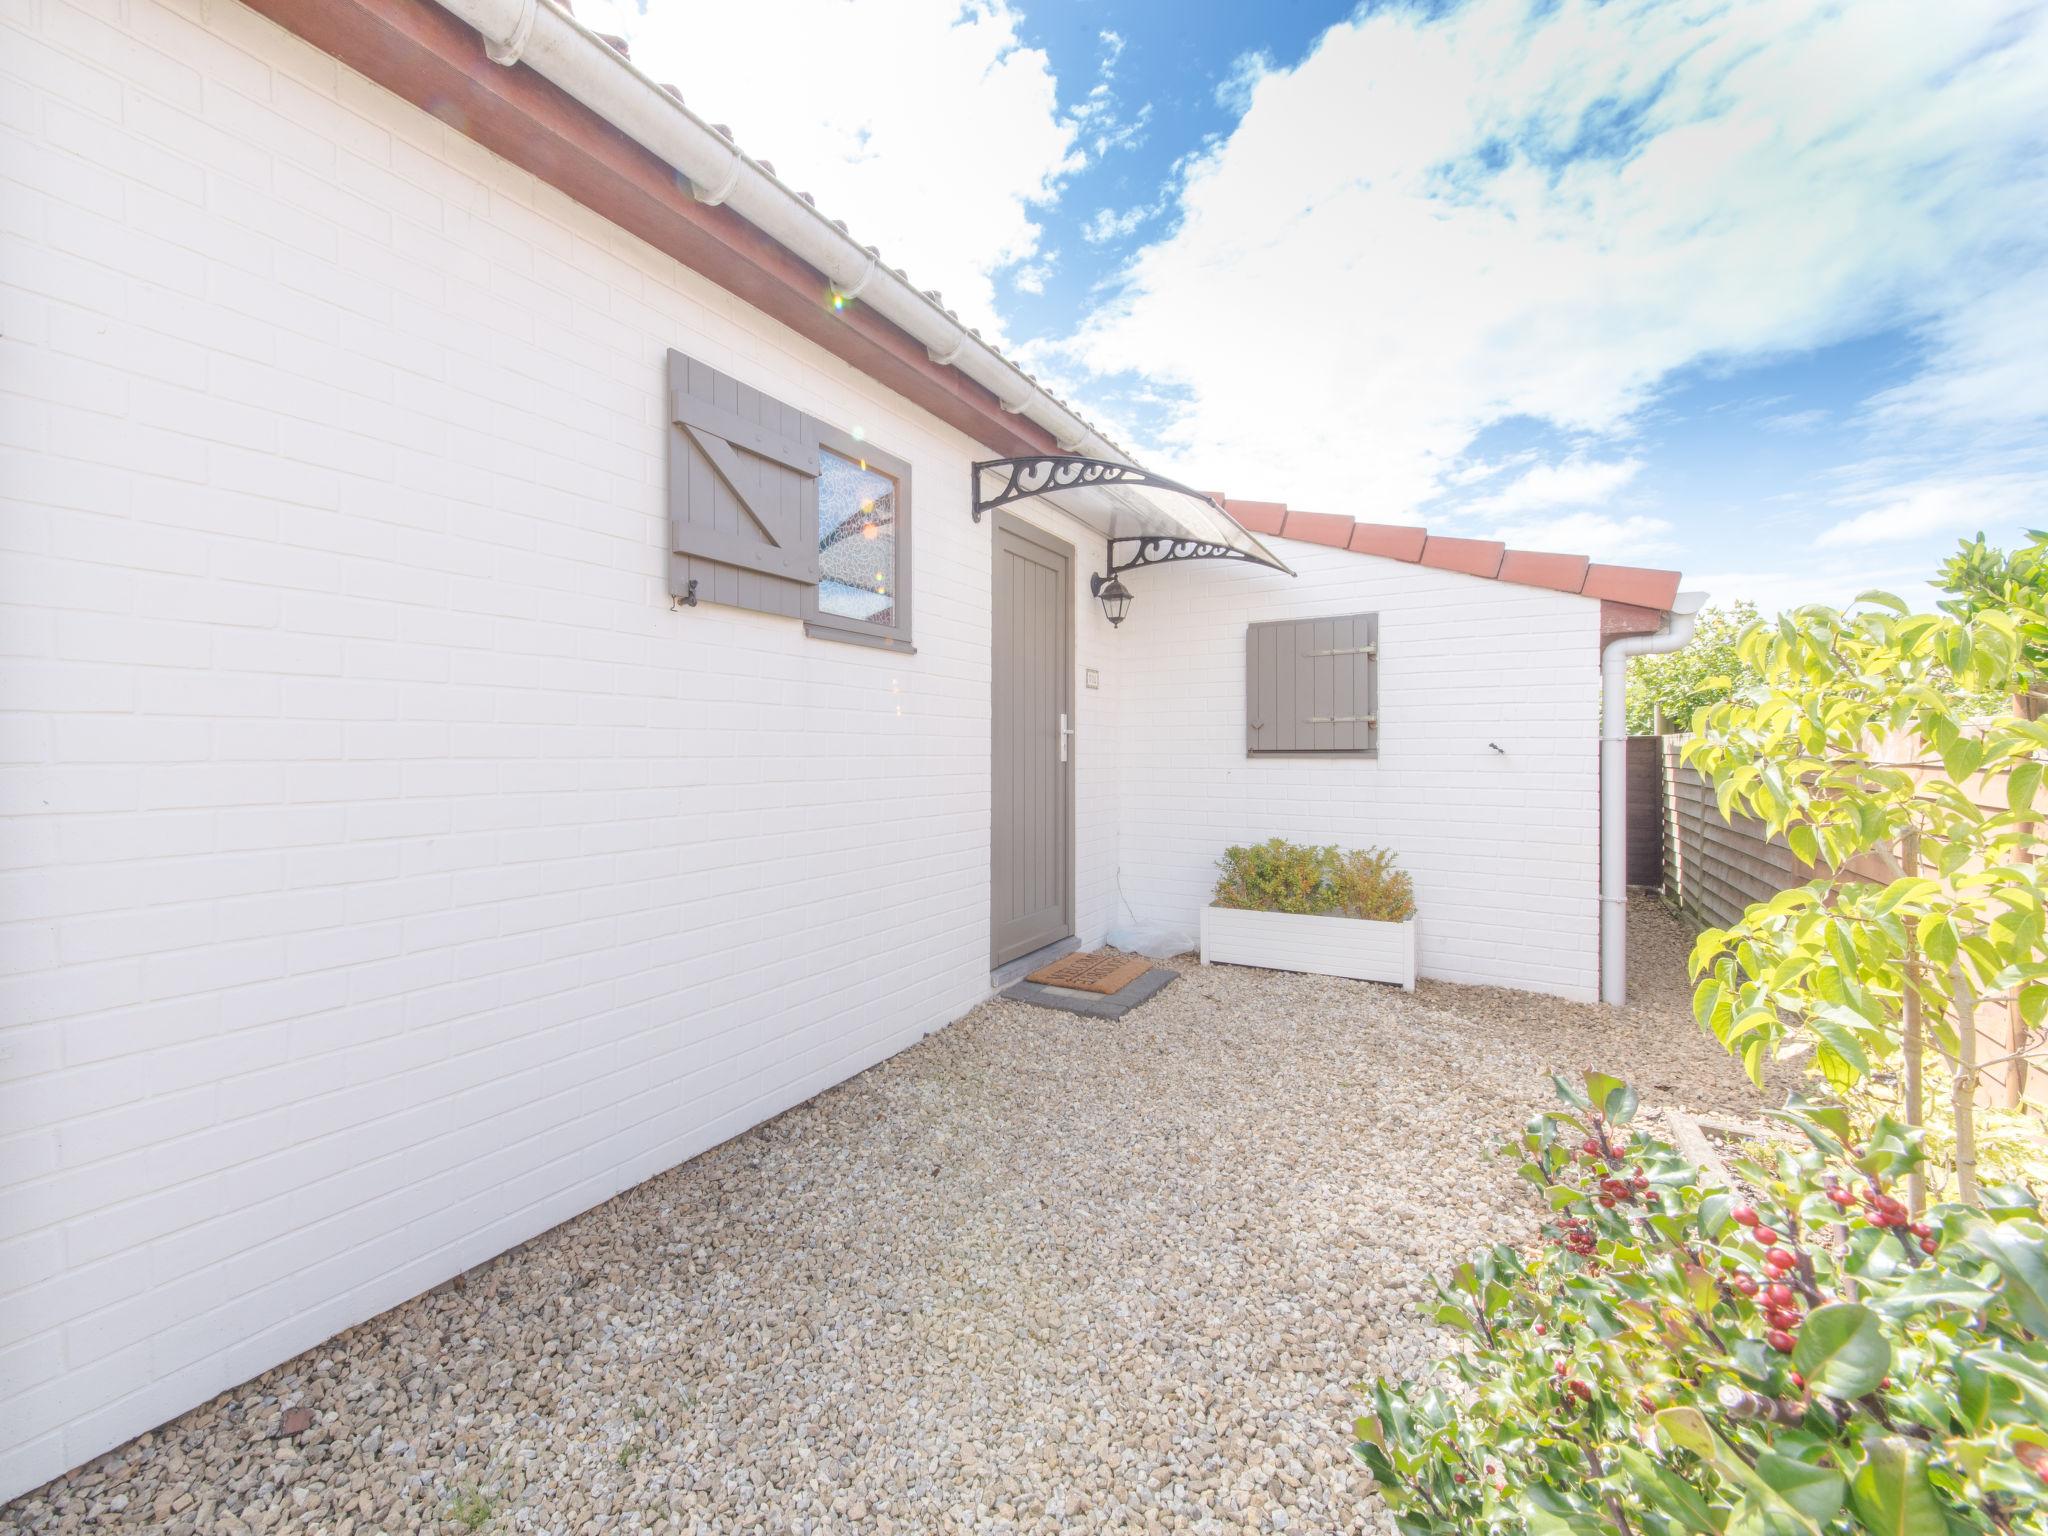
[971,456,1293,576]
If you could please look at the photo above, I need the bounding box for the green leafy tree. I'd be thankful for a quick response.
[1356,1074,2048,1536]
[1940,531,2048,720]
[1352,546,2048,1536]
[1683,538,2048,1205]
[1627,602,1760,735]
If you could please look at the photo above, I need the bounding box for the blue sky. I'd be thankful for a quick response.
[584,0,2048,611]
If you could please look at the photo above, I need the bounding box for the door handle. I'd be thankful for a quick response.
[1058,711,1073,763]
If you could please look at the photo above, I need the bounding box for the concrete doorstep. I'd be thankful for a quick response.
[999,966,1178,1019]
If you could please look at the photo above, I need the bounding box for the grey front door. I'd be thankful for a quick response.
[991,514,1074,967]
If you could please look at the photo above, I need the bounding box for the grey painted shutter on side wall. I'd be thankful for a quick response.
[1246,613,1378,755]
[667,348,821,618]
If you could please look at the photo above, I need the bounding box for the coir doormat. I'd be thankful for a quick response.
[1024,950,1152,994]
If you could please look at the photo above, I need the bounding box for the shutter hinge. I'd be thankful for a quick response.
[1307,644,1376,657]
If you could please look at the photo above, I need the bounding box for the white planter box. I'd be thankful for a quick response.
[1199,905,1417,990]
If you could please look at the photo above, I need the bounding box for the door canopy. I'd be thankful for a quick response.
[972,455,1294,580]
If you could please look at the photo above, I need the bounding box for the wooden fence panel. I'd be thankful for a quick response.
[1626,735,1663,887]
[1658,739,1819,929]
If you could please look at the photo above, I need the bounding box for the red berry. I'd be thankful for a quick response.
[1752,1226,1779,1246]
[1734,1205,1759,1227]
[1766,1330,1795,1353]
[1568,1379,1594,1401]
[1533,1323,1546,1336]
[1765,1248,1796,1272]
[1765,1283,1795,1306]
[1789,1372,1805,1390]
[1733,1275,1759,1297]
[1581,1139,1601,1157]
[1454,1471,1467,1484]
[1909,1223,1931,1239]
[1919,1237,1938,1255]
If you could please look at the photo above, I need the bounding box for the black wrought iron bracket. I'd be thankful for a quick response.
[970,454,1216,523]
[1089,536,1269,594]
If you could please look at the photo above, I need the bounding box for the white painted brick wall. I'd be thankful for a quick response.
[0,0,1127,1498]
[1113,538,1604,999]
[0,0,1606,1501]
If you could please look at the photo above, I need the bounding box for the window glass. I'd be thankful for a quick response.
[816,449,898,627]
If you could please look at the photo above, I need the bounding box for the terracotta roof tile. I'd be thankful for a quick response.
[1279,510,1352,548]
[1419,536,1507,579]
[1205,497,1683,611]
[1346,523,1427,562]
[1220,499,1287,536]
[1498,550,1591,593]
[1581,563,1682,610]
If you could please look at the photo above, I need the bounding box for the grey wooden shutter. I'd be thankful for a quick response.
[667,348,821,617]
[1246,612,1378,755]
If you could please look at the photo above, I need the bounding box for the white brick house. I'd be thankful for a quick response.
[0,0,1693,1499]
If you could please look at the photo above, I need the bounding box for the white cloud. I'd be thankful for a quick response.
[1872,268,2048,437]
[1012,259,1055,296]
[1054,0,2048,517]
[1068,29,1152,158]
[1814,472,2046,547]
[572,0,1084,341]
[1763,409,1831,434]
[1216,50,1274,114]
[1463,455,1643,518]
[1690,563,1942,616]
[1487,512,1676,559]
[1442,450,1539,487]
[1082,203,1163,244]
[1447,454,1672,558]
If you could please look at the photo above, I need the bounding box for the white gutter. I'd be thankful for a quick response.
[434,0,1107,459]
[1599,590,1705,1005]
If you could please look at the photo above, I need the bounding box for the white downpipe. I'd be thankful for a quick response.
[1600,590,1705,1004]
[429,0,1117,463]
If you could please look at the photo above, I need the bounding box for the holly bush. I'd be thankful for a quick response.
[1354,1073,2048,1535]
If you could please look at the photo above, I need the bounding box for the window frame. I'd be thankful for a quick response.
[802,421,914,654]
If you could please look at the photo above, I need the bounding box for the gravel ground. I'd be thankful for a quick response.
[5,896,1766,1536]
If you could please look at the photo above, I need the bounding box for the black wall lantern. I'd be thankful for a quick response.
[1090,572,1133,628]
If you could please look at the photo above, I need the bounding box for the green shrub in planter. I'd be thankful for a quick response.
[1211,838,1415,922]
[1354,1073,2048,1535]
